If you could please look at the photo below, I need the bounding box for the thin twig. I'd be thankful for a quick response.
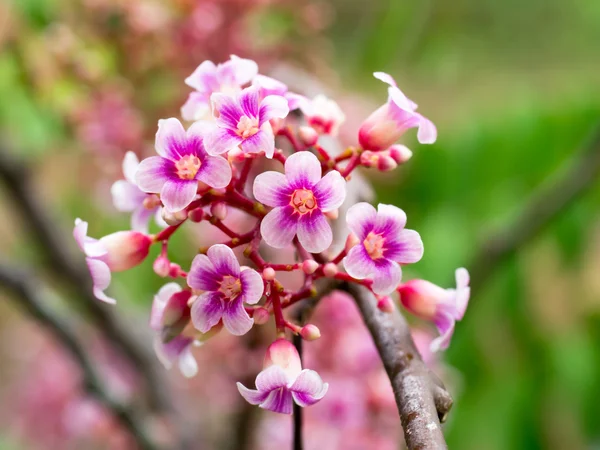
[0,262,159,450]
[0,148,171,413]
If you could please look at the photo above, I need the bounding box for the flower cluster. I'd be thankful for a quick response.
[74,56,470,414]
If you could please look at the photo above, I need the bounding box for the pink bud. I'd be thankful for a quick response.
[161,290,191,328]
[211,202,227,221]
[388,144,413,164]
[188,208,205,223]
[300,324,321,341]
[377,296,395,313]
[143,194,161,209]
[398,280,446,320]
[298,126,318,147]
[263,339,302,378]
[153,254,170,277]
[360,150,379,168]
[262,267,276,281]
[253,307,270,325]
[323,262,338,277]
[228,147,246,163]
[162,208,187,226]
[302,260,319,275]
[99,231,151,271]
[270,117,285,135]
[168,263,182,278]
[358,103,405,151]
[324,208,339,220]
[377,154,398,172]
[345,233,359,251]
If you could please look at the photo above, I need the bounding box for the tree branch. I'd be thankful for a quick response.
[0,261,159,450]
[343,283,452,450]
[0,148,170,413]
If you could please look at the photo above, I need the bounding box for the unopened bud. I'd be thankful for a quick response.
[377,296,395,313]
[377,154,398,172]
[253,307,270,325]
[324,208,339,220]
[360,150,379,168]
[388,144,413,164]
[168,263,182,278]
[162,208,188,226]
[188,208,205,223]
[270,117,285,135]
[153,254,170,277]
[323,262,338,277]
[143,194,161,209]
[345,233,359,251]
[262,267,276,281]
[99,231,152,272]
[228,147,246,163]
[302,260,319,275]
[298,126,318,147]
[211,202,228,221]
[300,324,321,341]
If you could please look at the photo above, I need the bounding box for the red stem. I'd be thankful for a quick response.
[271,284,286,333]
[235,158,254,191]
[339,154,361,178]
[278,126,304,152]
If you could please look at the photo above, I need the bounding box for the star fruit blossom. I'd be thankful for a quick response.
[204,85,289,159]
[110,151,165,233]
[237,339,328,414]
[358,72,437,152]
[253,151,346,253]
[181,55,258,121]
[135,118,232,212]
[73,219,151,304]
[343,202,424,295]
[188,244,264,336]
[297,94,346,136]
[150,283,199,378]
[398,268,470,352]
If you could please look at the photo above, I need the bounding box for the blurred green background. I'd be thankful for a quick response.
[1,0,600,449]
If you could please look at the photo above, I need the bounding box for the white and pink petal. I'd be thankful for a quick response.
[190,292,224,333]
[222,298,253,336]
[240,268,264,305]
[345,202,377,240]
[160,179,198,213]
[284,151,322,188]
[253,171,291,207]
[260,206,298,249]
[313,170,346,212]
[297,211,332,253]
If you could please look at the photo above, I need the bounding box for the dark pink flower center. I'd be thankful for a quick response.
[291,189,317,215]
[175,155,202,180]
[236,115,260,139]
[219,275,242,300]
[363,232,385,260]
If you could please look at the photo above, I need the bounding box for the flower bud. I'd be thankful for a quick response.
[358,104,403,151]
[143,194,161,209]
[398,280,445,320]
[153,254,170,277]
[262,267,276,281]
[298,126,319,147]
[345,233,359,251]
[388,144,413,164]
[300,324,321,341]
[99,231,151,272]
[253,307,270,325]
[360,150,379,168]
[324,208,339,220]
[377,296,395,313]
[270,117,285,135]
[228,147,246,163]
[168,263,182,278]
[188,207,205,223]
[323,262,338,277]
[263,339,301,378]
[302,260,319,275]
[211,202,228,221]
[162,208,187,226]
[377,154,398,172]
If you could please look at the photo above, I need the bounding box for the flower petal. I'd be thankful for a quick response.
[181,92,210,122]
[222,298,253,336]
[374,204,407,236]
[240,268,264,305]
[187,254,220,291]
[122,151,139,184]
[86,258,116,304]
[135,156,173,194]
[227,55,258,85]
[260,206,298,249]
[313,170,346,212]
[417,114,437,144]
[259,95,289,125]
[373,71,397,87]
[204,127,242,156]
[238,85,260,118]
[253,171,291,207]
[196,155,232,189]
[111,180,145,212]
[237,382,270,405]
[345,202,377,240]
[454,268,470,320]
[150,282,182,330]
[260,388,293,414]
[155,118,187,159]
[430,311,455,352]
[190,292,224,333]
[178,345,199,378]
[256,365,290,391]
[207,244,240,277]
[289,369,328,407]
[343,245,375,279]
[297,211,332,253]
[184,60,217,91]
[372,260,402,295]
[211,92,244,129]
[240,128,275,158]
[160,179,198,212]
[252,74,287,97]
[284,151,321,188]
[130,206,155,234]
[384,229,424,264]
[388,86,416,113]
[73,219,107,258]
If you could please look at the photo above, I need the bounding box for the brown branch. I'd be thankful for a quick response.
[469,123,600,288]
[343,283,452,450]
[0,261,160,450]
[0,148,171,413]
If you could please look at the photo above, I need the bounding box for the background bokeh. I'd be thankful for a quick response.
[1,0,600,449]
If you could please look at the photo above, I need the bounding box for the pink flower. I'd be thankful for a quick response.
[204,85,289,158]
[237,339,328,414]
[343,203,423,295]
[181,56,258,121]
[253,151,346,253]
[398,268,470,352]
[110,151,163,233]
[73,219,152,304]
[188,244,264,336]
[298,94,345,136]
[135,118,232,212]
[252,74,304,110]
[358,72,437,151]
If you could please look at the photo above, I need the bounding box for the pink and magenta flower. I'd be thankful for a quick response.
[298,94,345,136]
[398,268,470,352]
[253,151,346,253]
[204,85,289,158]
[73,219,152,304]
[237,339,328,414]
[135,118,232,213]
[343,203,424,295]
[358,72,437,151]
[252,74,304,110]
[181,56,258,121]
[188,244,264,336]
